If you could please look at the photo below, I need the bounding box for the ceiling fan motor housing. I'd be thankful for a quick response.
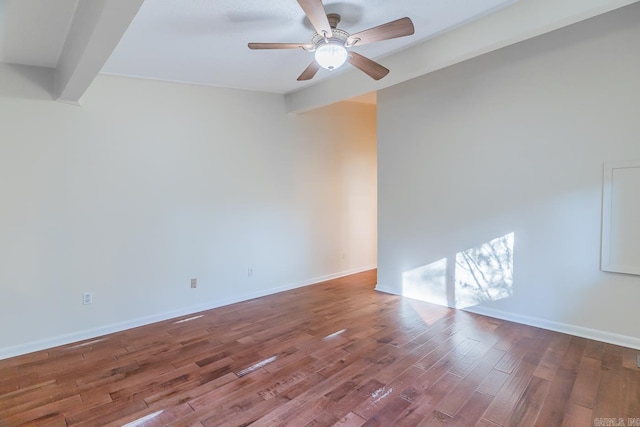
[311,28,349,47]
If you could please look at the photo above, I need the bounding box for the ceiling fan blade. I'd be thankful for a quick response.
[347,52,389,80]
[297,0,332,37]
[248,42,314,50]
[346,17,414,46]
[297,61,321,81]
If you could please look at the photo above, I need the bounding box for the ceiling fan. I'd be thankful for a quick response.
[248,0,415,81]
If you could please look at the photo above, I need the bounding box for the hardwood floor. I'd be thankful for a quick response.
[1,270,638,426]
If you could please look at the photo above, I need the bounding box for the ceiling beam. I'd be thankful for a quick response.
[285,0,639,113]
[55,0,143,104]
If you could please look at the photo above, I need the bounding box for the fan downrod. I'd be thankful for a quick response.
[326,13,341,30]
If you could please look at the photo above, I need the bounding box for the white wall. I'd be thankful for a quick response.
[0,73,377,358]
[377,4,640,347]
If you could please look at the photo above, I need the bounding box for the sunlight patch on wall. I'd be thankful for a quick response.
[455,232,514,308]
[402,233,514,309]
[401,257,449,307]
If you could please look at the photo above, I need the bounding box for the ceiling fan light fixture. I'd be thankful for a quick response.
[314,42,347,70]
[248,5,415,82]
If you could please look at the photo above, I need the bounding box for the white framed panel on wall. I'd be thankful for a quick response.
[601,160,640,275]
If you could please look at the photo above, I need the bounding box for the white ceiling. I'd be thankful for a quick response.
[0,0,636,106]
[101,0,519,93]
[0,0,518,95]
[0,0,77,67]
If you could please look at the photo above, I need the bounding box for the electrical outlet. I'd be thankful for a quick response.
[248,268,253,277]
[191,278,197,288]
[82,292,93,305]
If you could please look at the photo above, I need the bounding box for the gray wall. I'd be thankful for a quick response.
[377,4,640,347]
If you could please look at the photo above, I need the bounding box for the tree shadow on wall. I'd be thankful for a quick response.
[402,232,514,309]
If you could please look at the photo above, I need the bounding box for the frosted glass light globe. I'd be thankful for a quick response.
[315,43,348,70]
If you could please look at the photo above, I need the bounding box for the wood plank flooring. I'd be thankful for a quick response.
[1,270,639,426]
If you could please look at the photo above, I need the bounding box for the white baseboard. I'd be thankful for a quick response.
[374,286,640,350]
[373,284,398,295]
[463,305,640,350]
[0,265,377,360]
